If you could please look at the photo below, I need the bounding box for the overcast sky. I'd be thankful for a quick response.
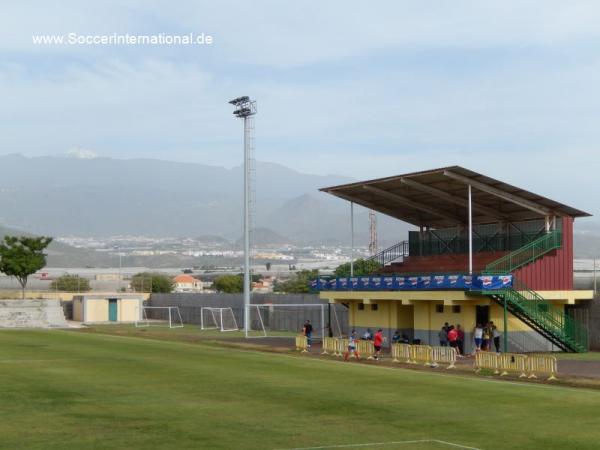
[1,1,599,218]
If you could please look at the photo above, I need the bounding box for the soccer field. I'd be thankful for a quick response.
[0,330,599,450]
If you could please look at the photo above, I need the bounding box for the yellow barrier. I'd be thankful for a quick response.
[431,346,457,369]
[391,343,412,363]
[498,353,527,377]
[334,338,348,357]
[527,354,558,380]
[410,345,433,365]
[475,351,499,374]
[357,340,375,360]
[321,337,337,355]
[295,335,308,353]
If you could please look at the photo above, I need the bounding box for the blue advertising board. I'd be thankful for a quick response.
[310,274,512,291]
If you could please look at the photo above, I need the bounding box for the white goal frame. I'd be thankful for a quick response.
[200,307,239,332]
[135,306,184,328]
[246,303,342,340]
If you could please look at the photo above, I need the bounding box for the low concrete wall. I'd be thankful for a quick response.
[0,299,68,328]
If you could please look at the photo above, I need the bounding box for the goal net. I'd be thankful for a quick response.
[135,306,184,328]
[246,303,342,340]
[200,307,239,332]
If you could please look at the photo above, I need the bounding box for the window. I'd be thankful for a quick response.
[371,304,378,311]
[452,305,461,314]
[435,304,444,313]
[358,303,365,310]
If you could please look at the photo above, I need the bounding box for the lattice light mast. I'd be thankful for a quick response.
[369,210,378,256]
[229,96,257,338]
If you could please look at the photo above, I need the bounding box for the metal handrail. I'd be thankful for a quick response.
[487,277,588,352]
[366,240,409,266]
[484,230,562,274]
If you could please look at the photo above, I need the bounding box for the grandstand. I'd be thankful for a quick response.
[316,166,594,353]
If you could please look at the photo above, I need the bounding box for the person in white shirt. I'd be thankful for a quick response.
[474,324,484,352]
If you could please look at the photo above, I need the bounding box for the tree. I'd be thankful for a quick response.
[0,236,52,299]
[131,272,174,293]
[274,270,319,293]
[334,259,381,277]
[213,274,260,293]
[213,274,243,293]
[50,274,91,292]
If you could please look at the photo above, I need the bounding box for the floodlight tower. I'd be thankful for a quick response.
[369,210,378,256]
[229,96,257,338]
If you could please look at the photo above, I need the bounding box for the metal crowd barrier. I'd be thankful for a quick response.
[431,346,457,369]
[295,335,308,353]
[357,340,375,360]
[334,338,348,357]
[475,352,558,380]
[498,353,528,377]
[410,345,433,365]
[317,339,558,381]
[391,343,412,363]
[321,337,337,355]
[475,351,500,375]
[527,354,558,380]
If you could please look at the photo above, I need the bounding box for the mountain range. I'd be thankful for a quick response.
[0,154,408,245]
[0,154,598,260]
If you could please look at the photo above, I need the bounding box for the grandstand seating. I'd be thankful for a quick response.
[381,251,510,274]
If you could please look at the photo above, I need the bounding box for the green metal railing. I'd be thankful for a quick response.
[486,278,588,352]
[484,230,562,274]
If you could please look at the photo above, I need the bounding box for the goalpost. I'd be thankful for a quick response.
[246,303,343,340]
[200,307,239,332]
[135,306,184,328]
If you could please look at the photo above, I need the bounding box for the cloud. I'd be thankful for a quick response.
[0,1,599,218]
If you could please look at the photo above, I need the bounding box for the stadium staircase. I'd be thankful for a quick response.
[480,230,587,353]
[367,230,587,352]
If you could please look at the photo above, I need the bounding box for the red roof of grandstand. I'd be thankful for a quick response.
[320,166,591,228]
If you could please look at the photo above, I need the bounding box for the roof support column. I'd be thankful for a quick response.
[350,202,355,277]
[468,184,473,275]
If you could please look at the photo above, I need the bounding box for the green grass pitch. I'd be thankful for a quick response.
[1,329,599,450]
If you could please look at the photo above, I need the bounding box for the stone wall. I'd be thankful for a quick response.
[0,299,69,328]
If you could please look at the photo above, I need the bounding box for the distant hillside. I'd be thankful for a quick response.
[262,193,412,245]
[0,224,115,267]
[0,154,353,239]
[235,227,291,247]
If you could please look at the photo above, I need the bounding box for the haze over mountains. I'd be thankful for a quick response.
[0,154,409,245]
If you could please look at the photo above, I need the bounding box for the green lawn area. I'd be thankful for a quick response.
[1,330,600,450]
[85,323,298,340]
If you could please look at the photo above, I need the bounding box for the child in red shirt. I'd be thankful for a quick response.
[374,329,384,360]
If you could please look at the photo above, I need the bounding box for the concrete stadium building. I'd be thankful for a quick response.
[315,166,594,353]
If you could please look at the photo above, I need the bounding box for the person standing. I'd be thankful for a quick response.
[474,324,483,352]
[438,325,448,347]
[482,322,492,351]
[302,320,313,350]
[456,324,465,356]
[447,325,459,355]
[491,322,501,353]
[344,330,360,361]
[373,329,385,360]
